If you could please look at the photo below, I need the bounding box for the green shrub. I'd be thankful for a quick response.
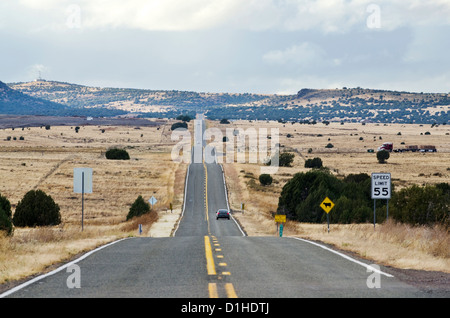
[171,122,188,131]
[106,148,130,160]
[279,153,295,167]
[176,115,193,122]
[377,150,390,163]
[0,207,13,236]
[277,170,372,223]
[127,195,151,220]
[304,157,323,169]
[265,152,295,167]
[13,190,61,227]
[389,184,449,226]
[259,174,273,186]
[0,194,13,235]
[0,193,12,219]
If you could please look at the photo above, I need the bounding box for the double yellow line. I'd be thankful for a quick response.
[203,159,237,298]
[204,236,237,298]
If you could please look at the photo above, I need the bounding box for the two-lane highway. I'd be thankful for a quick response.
[2,116,432,299]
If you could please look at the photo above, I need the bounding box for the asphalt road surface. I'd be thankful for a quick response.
[1,117,434,299]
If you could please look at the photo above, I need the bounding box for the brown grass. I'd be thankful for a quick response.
[0,119,188,284]
[210,120,450,273]
[0,118,448,286]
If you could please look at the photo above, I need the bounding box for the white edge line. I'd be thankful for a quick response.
[219,164,246,237]
[0,238,128,298]
[290,237,394,278]
[172,163,190,237]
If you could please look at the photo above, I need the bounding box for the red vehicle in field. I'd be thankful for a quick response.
[377,142,393,152]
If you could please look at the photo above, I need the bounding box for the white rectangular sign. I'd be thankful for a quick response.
[371,173,391,199]
[74,168,93,194]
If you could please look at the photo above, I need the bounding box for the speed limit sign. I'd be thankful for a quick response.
[371,173,391,199]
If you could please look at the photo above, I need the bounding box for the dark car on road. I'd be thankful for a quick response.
[216,209,230,220]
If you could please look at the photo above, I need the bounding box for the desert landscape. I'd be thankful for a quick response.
[207,120,449,273]
[0,118,187,286]
[0,118,449,288]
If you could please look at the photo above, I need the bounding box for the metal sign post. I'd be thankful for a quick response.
[74,168,93,231]
[274,215,286,237]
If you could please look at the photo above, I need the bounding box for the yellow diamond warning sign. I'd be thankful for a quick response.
[274,215,286,223]
[320,197,335,214]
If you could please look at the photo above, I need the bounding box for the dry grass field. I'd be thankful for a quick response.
[0,119,188,285]
[0,118,448,288]
[207,120,449,273]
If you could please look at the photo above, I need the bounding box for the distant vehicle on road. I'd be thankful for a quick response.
[216,209,230,220]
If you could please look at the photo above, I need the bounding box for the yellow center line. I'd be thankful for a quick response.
[201,143,238,299]
[204,161,211,233]
[208,283,218,298]
[204,236,216,276]
[225,283,238,298]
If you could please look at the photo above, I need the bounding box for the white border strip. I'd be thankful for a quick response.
[0,238,128,298]
[219,164,246,237]
[172,164,190,237]
[290,237,394,277]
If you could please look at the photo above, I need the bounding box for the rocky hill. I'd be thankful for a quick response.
[6,80,450,124]
[0,80,71,116]
[8,80,275,116]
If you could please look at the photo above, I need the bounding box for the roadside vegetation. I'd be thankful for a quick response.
[0,121,186,286]
[278,170,449,227]
[217,120,449,273]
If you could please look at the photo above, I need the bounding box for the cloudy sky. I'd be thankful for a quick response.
[1,0,449,94]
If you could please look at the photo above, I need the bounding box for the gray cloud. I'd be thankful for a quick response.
[1,1,449,94]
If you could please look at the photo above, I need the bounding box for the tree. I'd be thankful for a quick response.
[171,122,188,131]
[220,118,230,124]
[127,195,151,220]
[259,174,273,186]
[0,193,12,219]
[389,184,449,226]
[13,190,61,227]
[279,153,295,167]
[0,194,13,236]
[176,115,193,122]
[377,150,390,163]
[277,170,373,223]
[106,148,130,160]
[278,170,342,222]
[304,157,323,169]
